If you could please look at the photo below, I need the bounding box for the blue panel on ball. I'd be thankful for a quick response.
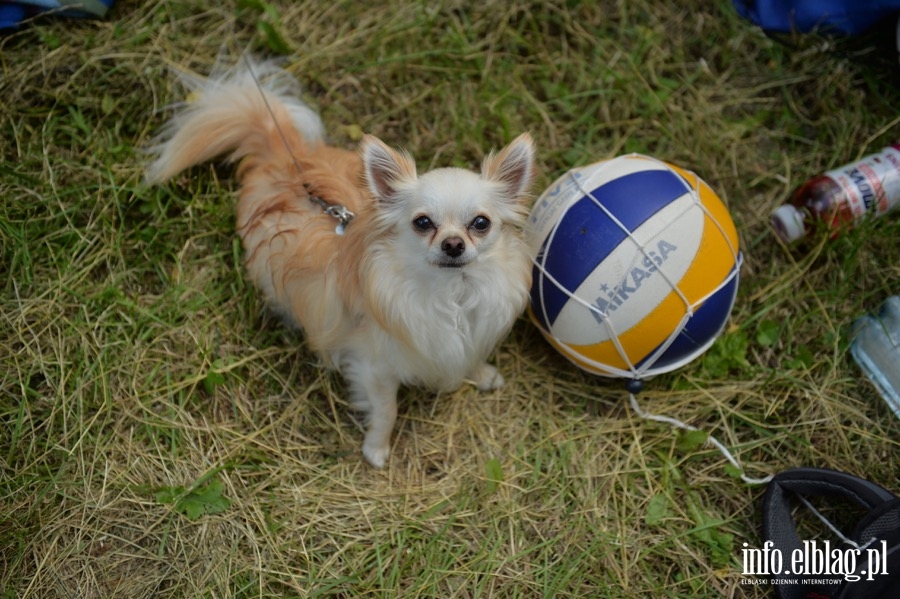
[530,249,571,332]
[534,168,691,326]
[637,269,739,371]
[588,168,691,233]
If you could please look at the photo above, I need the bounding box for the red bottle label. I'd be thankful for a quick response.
[823,146,900,221]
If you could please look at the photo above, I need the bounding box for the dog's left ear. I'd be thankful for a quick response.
[481,133,535,201]
[361,135,417,203]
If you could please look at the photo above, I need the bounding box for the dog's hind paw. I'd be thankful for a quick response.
[471,362,505,391]
[362,440,391,468]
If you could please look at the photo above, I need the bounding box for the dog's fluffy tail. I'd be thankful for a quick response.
[145,59,325,185]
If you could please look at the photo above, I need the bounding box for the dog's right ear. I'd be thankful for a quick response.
[360,135,417,203]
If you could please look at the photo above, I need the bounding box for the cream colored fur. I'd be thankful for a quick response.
[146,59,535,467]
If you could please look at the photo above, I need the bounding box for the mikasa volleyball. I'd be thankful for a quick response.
[527,154,741,379]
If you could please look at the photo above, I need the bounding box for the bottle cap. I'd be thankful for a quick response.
[771,204,806,243]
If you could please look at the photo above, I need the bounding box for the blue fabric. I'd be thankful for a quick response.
[0,3,26,29]
[0,0,113,30]
[733,0,900,36]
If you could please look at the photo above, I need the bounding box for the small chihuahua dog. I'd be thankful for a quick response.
[146,59,535,467]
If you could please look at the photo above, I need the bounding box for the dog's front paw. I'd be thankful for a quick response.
[471,362,505,391]
[362,438,391,469]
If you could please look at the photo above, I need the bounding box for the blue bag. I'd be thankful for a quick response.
[733,0,900,35]
[0,0,114,31]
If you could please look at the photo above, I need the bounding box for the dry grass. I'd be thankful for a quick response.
[2,0,900,597]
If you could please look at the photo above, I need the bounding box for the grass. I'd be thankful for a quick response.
[2,0,900,597]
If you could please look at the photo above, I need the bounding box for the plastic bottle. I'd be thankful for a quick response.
[851,296,900,420]
[771,144,900,243]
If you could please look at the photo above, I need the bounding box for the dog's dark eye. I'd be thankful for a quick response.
[469,215,491,232]
[412,215,434,232]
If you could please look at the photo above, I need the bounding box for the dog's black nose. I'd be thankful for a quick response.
[441,236,465,258]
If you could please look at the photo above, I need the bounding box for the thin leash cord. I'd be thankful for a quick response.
[240,56,354,233]
[241,56,306,177]
[795,494,878,551]
[627,392,774,485]
[629,391,878,548]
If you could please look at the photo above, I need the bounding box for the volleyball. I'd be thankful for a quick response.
[527,154,741,379]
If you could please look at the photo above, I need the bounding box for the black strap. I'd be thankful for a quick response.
[838,498,900,599]
[762,468,898,599]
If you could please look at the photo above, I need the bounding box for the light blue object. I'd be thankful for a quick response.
[851,296,900,419]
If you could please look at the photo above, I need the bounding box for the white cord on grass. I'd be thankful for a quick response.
[795,495,878,551]
[628,392,773,485]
